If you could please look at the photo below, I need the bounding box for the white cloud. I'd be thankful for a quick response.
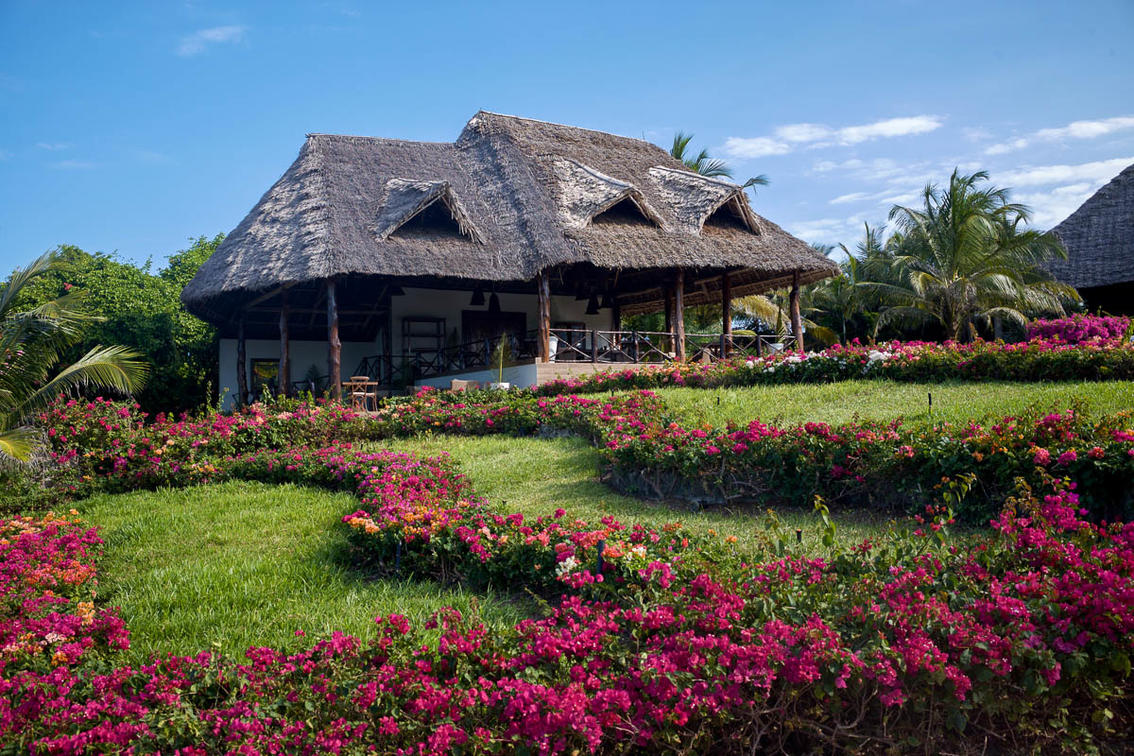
[774,123,832,143]
[998,157,1133,187]
[724,115,942,159]
[829,191,879,205]
[985,116,1134,154]
[1014,183,1096,228]
[787,215,871,244]
[722,136,791,158]
[1036,116,1134,141]
[36,142,70,151]
[962,127,993,142]
[985,138,1029,156]
[177,25,246,56]
[837,116,943,144]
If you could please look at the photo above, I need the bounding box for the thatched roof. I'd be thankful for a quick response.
[183,111,837,322]
[1047,162,1134,289]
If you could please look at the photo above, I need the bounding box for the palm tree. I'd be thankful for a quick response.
[1,250,148,460]
[733,271,838,347]
[869,170,1075,342]
[803,224,897,343]
[670,131,769,192]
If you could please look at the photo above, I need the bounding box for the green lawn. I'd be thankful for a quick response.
[652,380,1134,429]
[79,481,529,661]
[376,435,891,556]
[83,437,891,660]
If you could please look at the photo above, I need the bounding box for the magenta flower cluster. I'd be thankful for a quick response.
[530,335,1134,396]
[1027,314,1131,344]
[7,389,1133,751]
[3,474,1133,752]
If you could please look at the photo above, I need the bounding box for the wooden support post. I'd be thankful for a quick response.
[610,301,620,332]
[236,315,248,407]
[381,293,393,386]
[674,269,686,362]
[663,287,673,352]
[790,270,803,353]
[537,270,551,363]
[720,271,732,358]
[327,279,342,400]
[279,292,290,397]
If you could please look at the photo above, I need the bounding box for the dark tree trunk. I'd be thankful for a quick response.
[279,293,290,397]
[537,270,551,362]
[674,269,686,362]
[790,271,803,352]
[327,279,341,400]
[236,315,248,407]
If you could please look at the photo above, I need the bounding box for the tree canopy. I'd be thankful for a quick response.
[12,234,222,413]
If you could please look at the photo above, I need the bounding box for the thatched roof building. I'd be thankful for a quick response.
[183,112,837,401]
[1047,162,1134,313]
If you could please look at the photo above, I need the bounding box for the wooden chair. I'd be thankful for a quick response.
[346,376,377,411]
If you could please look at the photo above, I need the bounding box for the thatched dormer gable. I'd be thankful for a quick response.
[182,111,837,323]
[550,158,666,230]
[648,166,759,234]
[1048,163,1134,289]
[373,179,483,243]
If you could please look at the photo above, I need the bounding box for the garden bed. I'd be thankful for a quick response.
[2,377,1133,753]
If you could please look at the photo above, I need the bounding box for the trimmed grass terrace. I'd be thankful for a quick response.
[82,438,891,659]
[84,380,1123,661]
[79,481,528,661]
[651,379,1134,429]
[372,435,892,555]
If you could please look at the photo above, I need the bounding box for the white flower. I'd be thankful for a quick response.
[555,556,579,577]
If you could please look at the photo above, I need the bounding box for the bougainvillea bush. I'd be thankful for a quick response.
[1027,314,1132,345]
[530,336,1134,396]
[30,390,1134,523]
[3,465,1133,752]
[4,390,1132,751]
[363,389,1134,522]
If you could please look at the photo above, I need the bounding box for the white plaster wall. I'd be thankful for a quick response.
[389,286,613,354]
[216,287,612,408]
[218,338,381,410]
[414,362,539,390]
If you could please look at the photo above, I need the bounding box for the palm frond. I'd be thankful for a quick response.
[0,427,37,462]
[15,345,149,418]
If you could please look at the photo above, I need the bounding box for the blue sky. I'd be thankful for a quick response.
[1,0,1132,271]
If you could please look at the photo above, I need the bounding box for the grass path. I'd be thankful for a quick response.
[377,435,890,555]
[652,380,1134,429]
[80,482,528,661]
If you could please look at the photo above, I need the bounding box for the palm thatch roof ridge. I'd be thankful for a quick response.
[183,111,837,322]
[1047,162,1134,289]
